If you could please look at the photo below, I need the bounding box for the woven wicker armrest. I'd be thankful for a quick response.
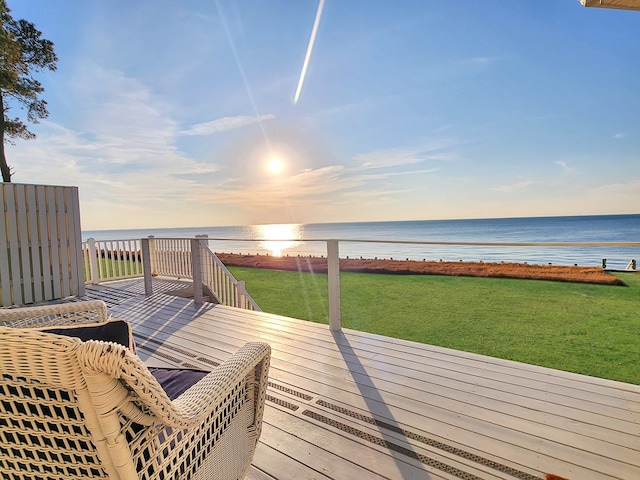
[170,342,271,420]
[77,338,271,479]
[0,299,108,328]
[79,340,271,426]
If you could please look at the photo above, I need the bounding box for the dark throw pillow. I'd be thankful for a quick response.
[37,318,135,352]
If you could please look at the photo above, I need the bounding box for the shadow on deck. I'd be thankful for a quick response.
[77,277,639,480]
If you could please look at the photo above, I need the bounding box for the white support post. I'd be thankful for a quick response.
[195,234,210,301]
[191,238,204,304]
[327,239,341,331]
[141,238,153,296]
[147,235,156,276]
[87,238,100,285]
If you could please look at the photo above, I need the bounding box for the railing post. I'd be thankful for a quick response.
[147,235,156,276]
[191,238,204,304]
[87,238,100,285]
[327,239,341,331]
[141,238,153,296]
[195,234,210,302]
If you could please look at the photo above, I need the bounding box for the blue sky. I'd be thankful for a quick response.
[7,0,640,230]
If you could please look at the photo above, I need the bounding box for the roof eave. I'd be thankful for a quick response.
[580,0,640,10]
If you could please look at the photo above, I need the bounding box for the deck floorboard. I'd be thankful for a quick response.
[79,279,639,480]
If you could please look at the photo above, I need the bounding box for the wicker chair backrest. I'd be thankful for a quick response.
[0,328,122,478]
[0,308,270,480]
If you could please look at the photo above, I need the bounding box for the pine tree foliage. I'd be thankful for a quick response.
[0,0,57,182]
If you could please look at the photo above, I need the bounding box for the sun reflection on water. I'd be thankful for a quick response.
[257,223,302,257]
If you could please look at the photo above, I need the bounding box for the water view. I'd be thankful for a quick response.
[83,214,640,269]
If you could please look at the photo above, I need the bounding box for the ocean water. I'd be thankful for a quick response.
[83,214,640,269]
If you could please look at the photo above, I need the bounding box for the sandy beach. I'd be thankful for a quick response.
[215,253,624,285]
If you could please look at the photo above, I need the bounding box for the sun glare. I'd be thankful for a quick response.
[258,223,301,257]
[268,157,284,174]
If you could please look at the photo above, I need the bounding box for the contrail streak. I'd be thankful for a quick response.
[294,0,325,104]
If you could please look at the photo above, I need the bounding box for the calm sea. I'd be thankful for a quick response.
[83,214,640,269]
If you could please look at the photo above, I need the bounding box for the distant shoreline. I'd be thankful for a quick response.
[215,253,625,285]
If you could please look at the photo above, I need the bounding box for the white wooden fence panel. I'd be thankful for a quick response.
[4,188,21,305]
[0,189,14,304]
[67,186,84,295]
[55,187,71,298]
[36,185,53,300]
[15,189,32,304]
[26,185,43,301]
[0,183,84,307]
[46,186,62,299]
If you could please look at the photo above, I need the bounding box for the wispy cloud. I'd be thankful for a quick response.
[613,132,625,139]
[194,154,443,224]
[457,56,496,67]
[355,142,458,169]
[356,149,424,169]
[181,114,275,136]
[555,160,574,173]
[359,168,439,181]
[7,66,233,227]
[206,165,353,208]
[491,180,534,193]
[591,178,640,195]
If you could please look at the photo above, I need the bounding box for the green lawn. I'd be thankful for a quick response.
[229,266,640,385]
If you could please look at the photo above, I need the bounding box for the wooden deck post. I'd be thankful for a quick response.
[191,238,204,304]
[141,238,153,296]
[327,240,341,331]
[147,236,157,275]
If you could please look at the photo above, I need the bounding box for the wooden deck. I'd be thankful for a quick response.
[78,278,640,480]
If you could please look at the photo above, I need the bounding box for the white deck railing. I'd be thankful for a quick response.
[189,236,640,332]
[141,237,261,311]
[82,236,260,311]
[146,237,192,278]
[197,240,258,310]
[83,238,144,284]
[82,235,638,330]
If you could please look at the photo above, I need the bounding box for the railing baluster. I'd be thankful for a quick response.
[126,240,133,276]
[115,241,123,278]
[98,241,107,280]
[87,238,99,284]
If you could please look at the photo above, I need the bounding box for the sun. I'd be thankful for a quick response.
[267,157,284,174]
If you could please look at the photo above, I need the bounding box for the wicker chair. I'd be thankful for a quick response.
[0,300,271,480]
